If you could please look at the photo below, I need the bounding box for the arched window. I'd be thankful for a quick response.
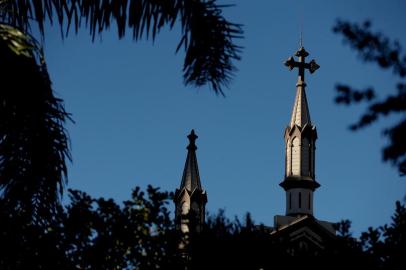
[308,142,312,176]
[287,141,292,175]
[312,144,316,178]
[191,202,199,214]
[298,192,302,208]
[181,202,189,215]
[289,193,292,209]
[301,137,309,176]
[292,137,300,175]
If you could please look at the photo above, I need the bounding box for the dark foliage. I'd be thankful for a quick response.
[0,24,71,224]
[188,211,283,270]
[62,185,175,269]
[0,185,176,269]
[0,0,243,94]
[0,184,405,269]
[333,20,406,175]
[359,201,406,269]
[189,200,406,270]
[0,201,71,269]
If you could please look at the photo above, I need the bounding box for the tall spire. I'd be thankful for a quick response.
[180,129,202,192]
[281,46,320,217]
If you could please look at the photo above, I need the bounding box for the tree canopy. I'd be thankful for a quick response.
[1,184,405,269]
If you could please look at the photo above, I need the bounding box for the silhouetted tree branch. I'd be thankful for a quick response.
[333,20,406,175]
[0,0,243,94]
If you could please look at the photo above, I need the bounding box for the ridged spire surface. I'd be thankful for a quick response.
[289,85,311,128]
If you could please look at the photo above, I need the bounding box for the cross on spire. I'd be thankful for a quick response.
[284,47,320,84]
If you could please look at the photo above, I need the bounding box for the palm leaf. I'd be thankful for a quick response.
[0,23,71,224]
[0,0,243,94]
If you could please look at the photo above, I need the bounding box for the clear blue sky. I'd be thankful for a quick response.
[42,0,406,236]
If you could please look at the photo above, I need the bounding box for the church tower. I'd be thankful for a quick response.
[174,129,207,237]
[280,46,320,217]
[271,46,336,251]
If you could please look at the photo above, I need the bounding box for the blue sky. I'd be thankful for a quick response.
[42,0,406,236]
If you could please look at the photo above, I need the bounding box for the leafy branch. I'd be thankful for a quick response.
[333,20,406,175]
[0,0,243,94]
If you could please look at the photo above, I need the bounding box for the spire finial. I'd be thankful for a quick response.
[187,129,198,150]
[284,46,319,83]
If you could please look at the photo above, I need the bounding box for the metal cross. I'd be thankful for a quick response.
[284,47,320,83]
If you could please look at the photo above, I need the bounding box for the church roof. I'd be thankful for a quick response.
[179,129,202,192]
[289,84,312,128]
[271,215,336,248]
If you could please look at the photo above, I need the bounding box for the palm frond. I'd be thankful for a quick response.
[0,0,243,93]
[0,23,71,224]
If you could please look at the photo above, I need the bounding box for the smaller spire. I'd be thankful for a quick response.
[174,130,207,252]
[180,129,202,192]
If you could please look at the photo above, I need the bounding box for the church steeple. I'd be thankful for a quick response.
[174,130,207,236]
[280,46,320,217]
[180,130,202,192]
